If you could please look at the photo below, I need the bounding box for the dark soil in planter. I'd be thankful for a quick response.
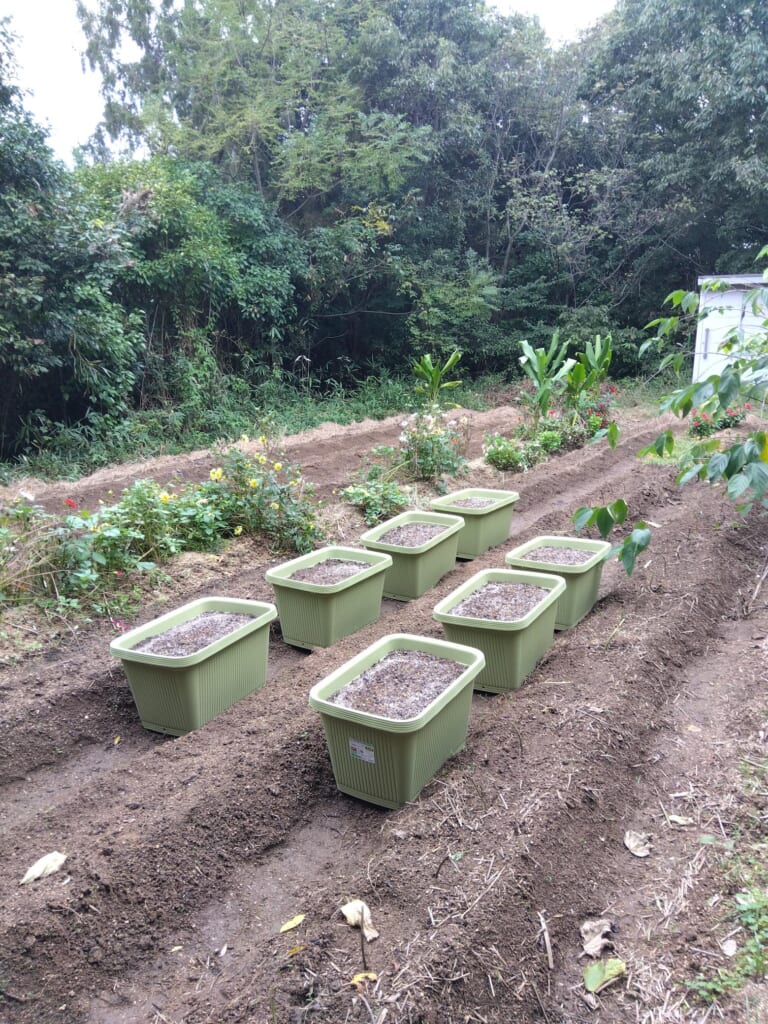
[449,497,496,509]
[328,650,465,719]
[523,545,594,565]
[379,522,447,546]
[289,558,369,584]
[451,581,551,620]
[132,611,253,657]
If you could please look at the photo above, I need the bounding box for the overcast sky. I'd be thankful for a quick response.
[4,0,615,164]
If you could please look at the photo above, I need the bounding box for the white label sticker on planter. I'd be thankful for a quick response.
[349,739,375,764]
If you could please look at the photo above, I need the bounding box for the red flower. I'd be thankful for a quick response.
[64,498,77,510]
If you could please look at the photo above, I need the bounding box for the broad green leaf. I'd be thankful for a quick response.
[706,452,729,482]
[745,462,768,495]
[677,464,705,486]
[572,506,594,533]
[618,524,651,576]
[594,506,616,539]
[727,473,751,500]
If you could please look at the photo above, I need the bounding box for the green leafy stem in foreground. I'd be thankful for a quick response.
[572,499,652,576]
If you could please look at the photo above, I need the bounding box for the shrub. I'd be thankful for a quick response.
[688,410,716,438]
[340,466,410,525]
[687,406,749,438]
[715,405,749,430]
[396,406,469,483]
[0,437,323,618]
[537,429,565,454]
[483,434,543,472]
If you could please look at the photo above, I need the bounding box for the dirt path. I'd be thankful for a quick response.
[1,407,766,1024]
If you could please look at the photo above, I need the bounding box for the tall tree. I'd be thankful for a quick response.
[584,0,768,286]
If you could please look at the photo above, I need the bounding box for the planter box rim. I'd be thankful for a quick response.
[110,596,278,669]
[360,511,464,554]
[265,545,392,593]
[430,488,519,512]
[433,568,565,632]
[505,535,611,574]
[309,632,485,732]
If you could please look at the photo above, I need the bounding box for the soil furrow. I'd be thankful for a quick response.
[1,409,764,1024]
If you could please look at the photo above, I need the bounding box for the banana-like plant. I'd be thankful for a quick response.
[518,333,575,434]
[412,350,462,407]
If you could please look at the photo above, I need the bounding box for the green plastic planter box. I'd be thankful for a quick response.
[505,535,612,630]
[308,633,485,809]
[109,596,278,736]
[359,511,464,600]
[432,569,565,693]
[429,488,519,558]
[265,546,392,650]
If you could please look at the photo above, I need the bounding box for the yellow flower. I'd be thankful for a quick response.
[258,454,267,465]
[239,434,249,444]
[248,478,259,488]
[159,491,171,503]
[258,435,267,445]
[289,478,299,487]
[209,467,224,482]
[171,493,178,500]
[233,525,243,536]
[269,502,280,510]
[273,462,283,472]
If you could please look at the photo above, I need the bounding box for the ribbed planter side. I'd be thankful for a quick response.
[429,488,519,558]
[110,597,278,736]
[265,546,392,650]
[432,569,565,693]
[359,511,464,600]
[505,535,611,630]
[308,633,485,809]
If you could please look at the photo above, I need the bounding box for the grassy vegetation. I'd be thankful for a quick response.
[686,751,768,1010]
[0,372,497,485]
[1,436,321,623]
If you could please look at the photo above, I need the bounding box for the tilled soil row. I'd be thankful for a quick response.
[1,418,762,1024]
[0,417,665,785]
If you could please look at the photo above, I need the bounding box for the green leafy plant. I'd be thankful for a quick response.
[572,500,651,576]
[395,408,469,483]
[536,428,565,454]
[412,350,463,407]
[688,409,717,439]
[518,334,576,435]
[689,405,749,438]
[340,466,410,525]
[0,438,323,619]
[483,434,543,473]
[565,334,614,410]
[688,887,768,1004]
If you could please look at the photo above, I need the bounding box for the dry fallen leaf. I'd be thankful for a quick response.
[580,918,614,958]
[20,851,67,885]
[583,957,626,994]
[668,814,694,826]
[624,830,653,857]
[350,971,378,990]
[279,914,306,933]
[341,899,379,942]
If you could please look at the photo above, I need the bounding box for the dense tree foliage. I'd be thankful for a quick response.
[1,0,767,461]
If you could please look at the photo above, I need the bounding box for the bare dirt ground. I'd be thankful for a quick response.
[1,405,767,1024]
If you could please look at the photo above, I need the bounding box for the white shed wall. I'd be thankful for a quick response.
[692,275,766,383]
